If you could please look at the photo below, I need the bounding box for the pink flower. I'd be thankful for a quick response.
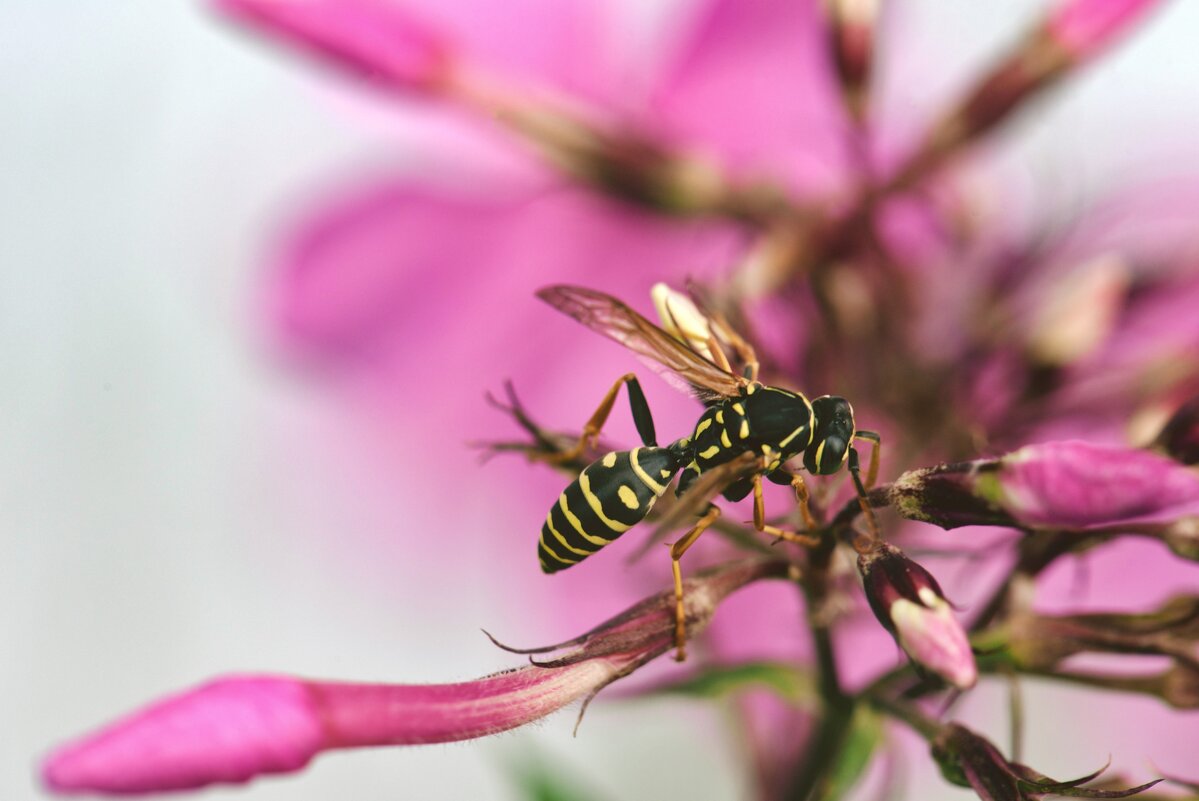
[43,559,786,794]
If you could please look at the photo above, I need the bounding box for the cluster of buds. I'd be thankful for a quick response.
[857,542,978,689]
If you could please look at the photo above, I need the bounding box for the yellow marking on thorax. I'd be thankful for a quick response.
[739,419,749,439]
[660,469,672,479]
[778,424,807,449]
[720,430,732,448]
[559,490,620,543]
[695,418,713,435]
[602,452,618,468]
[716,410,725,424]
[617,485,640,509]
[699,445,721,460]
[578,473,631,533]
[543,517,590,556]
[732,402,744,415]
[629,448,667,494]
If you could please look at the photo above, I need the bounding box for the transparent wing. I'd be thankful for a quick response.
[538,285,743,401]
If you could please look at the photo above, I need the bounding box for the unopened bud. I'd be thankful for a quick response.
[859,543,977,689]
[889,441,1199,532]
[1046,0,1162,61]
[652,283,715,361]
[1026,253,1128,366]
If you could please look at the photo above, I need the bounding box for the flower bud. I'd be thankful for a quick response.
[1026,253,1129,366]
[652,282,715,361]
[1046,0,1162,61]
[823,0,878,122]
[858,543,977,689]
[931,723,1160,800]
[889,441,1199,532]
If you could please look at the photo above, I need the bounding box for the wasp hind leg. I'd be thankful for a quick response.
[669,504,721,662]
[752,473,821,547]
[538,373,657,464]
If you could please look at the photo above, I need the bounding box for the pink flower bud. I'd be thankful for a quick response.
[42,664,627,794]
[1046,0,1162,60]
[858,543,977,689]
[889,441,1199,531]
[42,559,786,795]
[213,0,451,95]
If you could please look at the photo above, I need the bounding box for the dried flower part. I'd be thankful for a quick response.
[823,0,878,122]
[43,559,787,795]
[889,441,1199,531]
[214,0,452,94]
[932,723,1162,801]
[858,543,977,689]
[1046,0,1162,59]
[1152,395,1199,465]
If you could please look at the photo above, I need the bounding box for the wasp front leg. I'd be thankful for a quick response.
[855,429,882,490]
[752,473,820,548]
[669,504,721,662]
[537,373,657,464]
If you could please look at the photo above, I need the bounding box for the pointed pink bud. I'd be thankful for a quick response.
[1047,0,1162,60]
[890,441,1199,531]
[213,0,451,95]
[42,559,786,795]
[858,543,977,689]
[42,663,630,794]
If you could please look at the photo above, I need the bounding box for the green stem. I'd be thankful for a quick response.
[781,541,856,801]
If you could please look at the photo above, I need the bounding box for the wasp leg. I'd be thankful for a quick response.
[847,447,881,552]
[855,430,882,489]
[669,504,721,662]
[538,373,656,464]
[752,473,820,547]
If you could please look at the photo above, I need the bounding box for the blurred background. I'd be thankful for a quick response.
[6,2,1199,799]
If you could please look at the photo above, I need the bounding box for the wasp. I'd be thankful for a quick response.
[534,285,880,660]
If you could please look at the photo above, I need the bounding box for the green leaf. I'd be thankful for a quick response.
[645,661,816,705]
[821,707,884,801]
[510,761,610,801]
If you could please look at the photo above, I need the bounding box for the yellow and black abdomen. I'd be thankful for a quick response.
[539,446,680,573]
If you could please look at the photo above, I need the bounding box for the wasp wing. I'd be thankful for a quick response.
[538,285,743,401]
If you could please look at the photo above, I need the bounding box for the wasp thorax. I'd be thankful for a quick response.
[803,396,855,475]
[744,386,814,459]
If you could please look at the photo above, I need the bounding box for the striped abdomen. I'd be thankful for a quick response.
[539,446,681,574]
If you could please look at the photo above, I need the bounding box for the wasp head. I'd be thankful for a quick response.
[803,396,855,475]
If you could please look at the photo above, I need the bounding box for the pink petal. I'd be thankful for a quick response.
[213,0,618,104]
[648,0,850,196]
[999,441,1199,529]
[214,0,451,95]
[43,663,626,794]
[1046,0,1163,59]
